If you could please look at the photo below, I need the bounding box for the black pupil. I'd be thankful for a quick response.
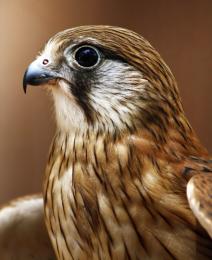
[75,46,99,67]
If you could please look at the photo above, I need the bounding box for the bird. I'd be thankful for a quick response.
[21,25,212,259]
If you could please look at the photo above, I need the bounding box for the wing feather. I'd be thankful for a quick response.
[187,174,212,238]
[0,194,55,259]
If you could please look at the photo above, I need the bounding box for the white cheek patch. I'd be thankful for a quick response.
[89,60,148,131]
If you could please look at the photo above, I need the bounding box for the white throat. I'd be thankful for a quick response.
[52,80,86,133]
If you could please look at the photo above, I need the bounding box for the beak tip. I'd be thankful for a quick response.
[23,84,27,94]
[23,69,28,94]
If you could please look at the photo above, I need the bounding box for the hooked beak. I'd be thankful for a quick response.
[23,61,58,93]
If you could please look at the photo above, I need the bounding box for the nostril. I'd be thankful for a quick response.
[43,59,49,65]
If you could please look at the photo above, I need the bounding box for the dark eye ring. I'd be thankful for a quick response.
[74,45,100,68]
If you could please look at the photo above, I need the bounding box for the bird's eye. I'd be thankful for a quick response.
[74,46,100,68]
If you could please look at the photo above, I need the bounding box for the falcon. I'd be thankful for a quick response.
[4,26,212,259]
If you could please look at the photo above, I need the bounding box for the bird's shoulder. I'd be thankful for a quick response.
[185,157,212,238]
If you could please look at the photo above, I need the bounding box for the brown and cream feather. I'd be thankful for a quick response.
[0,195,55,259]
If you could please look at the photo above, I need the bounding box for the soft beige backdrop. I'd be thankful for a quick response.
[0,0,211,204]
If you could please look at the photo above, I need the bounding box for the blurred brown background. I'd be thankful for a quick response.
[0,0,211,204]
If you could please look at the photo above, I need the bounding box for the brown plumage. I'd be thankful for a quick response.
[22,26,212,259]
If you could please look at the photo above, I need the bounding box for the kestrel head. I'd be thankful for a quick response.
[23,26,188,143]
